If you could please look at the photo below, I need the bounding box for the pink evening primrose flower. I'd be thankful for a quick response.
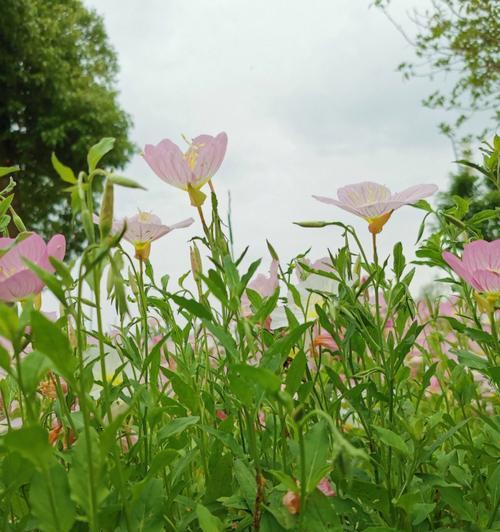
[94,211,194,261]
[143,132,228,207]
[241,260,279,313]
[0,233,66,302]
[313,181,438,234]
[443,239,500,295]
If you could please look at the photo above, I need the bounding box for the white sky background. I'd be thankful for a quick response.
[72,0,460,321]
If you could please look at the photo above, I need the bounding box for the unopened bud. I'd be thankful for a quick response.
[99,178,114,239]
[12,212,26,232]
[190,244,203,280]
[81,209,95,243]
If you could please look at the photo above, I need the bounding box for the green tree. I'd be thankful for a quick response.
[437,136,500,240]
[374,0,499,239]
[374,0,499,145]
[0,0,134,253]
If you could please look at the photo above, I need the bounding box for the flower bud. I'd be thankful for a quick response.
[12,212,26,232]
[99,178,114,239]
[190,243,203,280]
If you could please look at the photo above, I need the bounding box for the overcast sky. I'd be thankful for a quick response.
[83,0,456,298]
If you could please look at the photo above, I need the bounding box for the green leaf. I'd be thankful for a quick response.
[20,350,52,393]
[1,451,35,492]
[68,427,108,515]
[455,350,489,370]
[196,504,223,532]
[0,194,14,219]
[268,470,298,492]
[158,416,200,442]
[285,350,306,396]
[51,153,76,184]
[169,293,213,321]
[130,478,165,531]
[202,320,238,361]
[22,258,67,306]
[232,364,281,395]
[304,421,332,493]
[30,311,77,383]
[4,426,53,469]
[31,463,76,532]
[261,322,312,372]
[234,459,257,510]
[87,137,115,172]
[0,165,20,177]
[373,426,410,456]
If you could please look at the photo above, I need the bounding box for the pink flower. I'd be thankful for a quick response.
[216,410,228,421]
[241,260,279,315]
[313,328,338,351]
[317,477,336,497]
[143,132,228,206]
[94,211,193,260]
[443,240,500,294]
[313,181,437,234]
[0,233,66,302]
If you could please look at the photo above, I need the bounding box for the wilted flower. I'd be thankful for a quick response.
[282,490,300,514]
[0,233,66,302]
[313,181,438,234]
[94,211,194,261]
[143,132,228,206]
[443,239,500,295]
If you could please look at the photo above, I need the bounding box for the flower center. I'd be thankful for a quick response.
[137,212,153,223]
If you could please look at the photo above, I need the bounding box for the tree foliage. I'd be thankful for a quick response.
[0,0,134,253]
[375,1,499,239]
[374,0,499,144]
[437,136,500,240]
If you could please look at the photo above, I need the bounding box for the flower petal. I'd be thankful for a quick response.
[442,251,475,286]
[168,218,195,231]
[312,195,364,217]
[337,182,391,207]
[391,184,438,204]
[471,269,500,293]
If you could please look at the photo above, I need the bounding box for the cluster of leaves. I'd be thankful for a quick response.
[373,0,499,143]
[0,141,498,531]
[436,135,500,241]
[0,0,134,254]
